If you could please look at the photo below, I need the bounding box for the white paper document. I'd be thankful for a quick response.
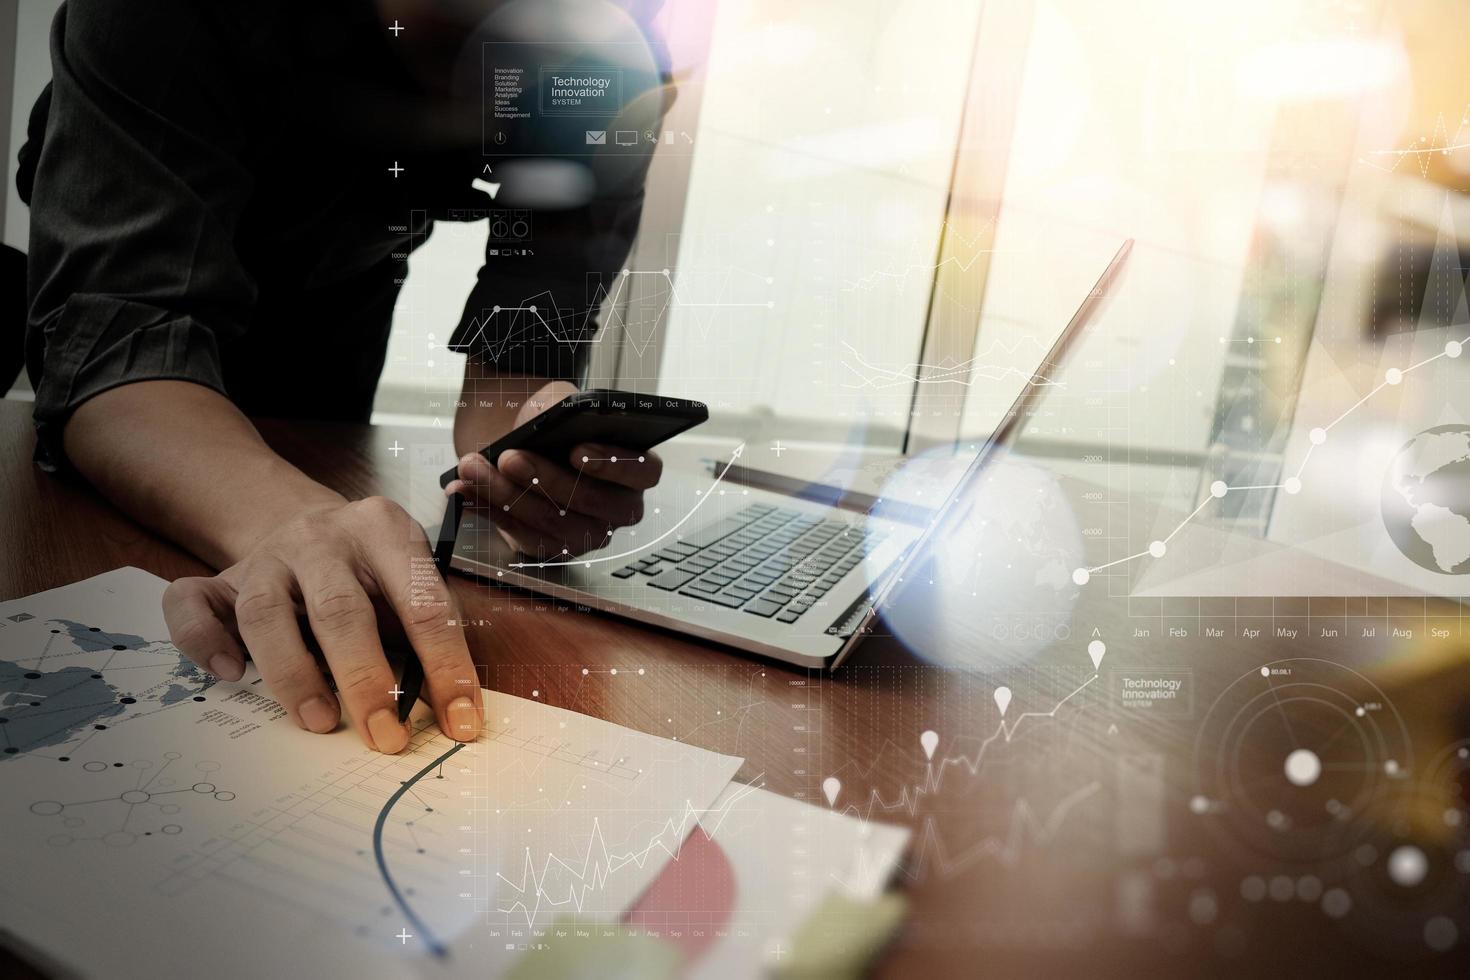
[628,782,911,979]
[0,568,743,979]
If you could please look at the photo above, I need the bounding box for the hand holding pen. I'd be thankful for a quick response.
[164,491,482,754]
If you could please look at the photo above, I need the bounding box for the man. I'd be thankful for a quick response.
[18,1,670,753]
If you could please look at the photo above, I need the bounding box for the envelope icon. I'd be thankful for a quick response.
[585,130,606,145]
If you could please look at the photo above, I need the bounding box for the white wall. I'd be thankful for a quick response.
[4,0,61,250]
[654,0,985,445]
[957,0,1297,458]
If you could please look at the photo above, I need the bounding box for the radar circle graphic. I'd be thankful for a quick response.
[1192,658,1412,863]
[1327,777,1469,959]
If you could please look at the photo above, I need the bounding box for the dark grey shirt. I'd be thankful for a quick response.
[19,0,666,471]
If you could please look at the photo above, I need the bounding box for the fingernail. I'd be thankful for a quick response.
[446,696,481,741]
[298,696,339,734]
[208,654,243,681]
[500,452,535,483]
[368,707,409,754]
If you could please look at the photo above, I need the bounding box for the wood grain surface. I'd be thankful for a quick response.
[3,400,1469,977]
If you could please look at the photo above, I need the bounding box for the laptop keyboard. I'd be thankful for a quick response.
[610,504,886,624]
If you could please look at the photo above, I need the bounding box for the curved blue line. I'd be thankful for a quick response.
[373,741,465,958]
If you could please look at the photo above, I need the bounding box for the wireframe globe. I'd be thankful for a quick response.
[1382,425,1470,574]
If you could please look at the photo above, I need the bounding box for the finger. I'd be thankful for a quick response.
[453,474,609,560]
[503,513,611,558]
[497,523,534,555]
[495,513,609,557]
[358,529,482,743]
[164,576,246,681]
[298,563,408,753]
[233,558,342,735]
[446,488,590,557]
[468,451,607,545]
[454,453,498,508]
[572,444,664,491]
[498,449,643,527]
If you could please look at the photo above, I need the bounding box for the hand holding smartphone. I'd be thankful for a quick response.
[438,389,708,489]
[441,387,707,558]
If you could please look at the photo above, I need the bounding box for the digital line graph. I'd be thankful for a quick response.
[826,671,1101,881]
[499,453,655,519]
[838,338,1061,392]
[507,442,746,569]
[1073,328,1470,583]
[835,673,1099,820]
[841,782,1102,887]
[1359,104,1470,177]
[836,215,1002,299]
[451,267,771,364]
[493,776,764,927]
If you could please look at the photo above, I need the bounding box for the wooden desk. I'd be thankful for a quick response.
[3,400,1468,977]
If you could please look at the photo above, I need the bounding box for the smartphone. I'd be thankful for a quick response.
[439,389,709,488]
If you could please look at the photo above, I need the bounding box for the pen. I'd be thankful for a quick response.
[398,491,464,723]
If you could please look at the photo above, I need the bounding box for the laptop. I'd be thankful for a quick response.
[447,240,1133,668]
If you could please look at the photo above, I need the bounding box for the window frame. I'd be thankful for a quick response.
[604,0,1037,457]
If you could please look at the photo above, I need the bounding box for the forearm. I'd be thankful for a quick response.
[64,381,344,569]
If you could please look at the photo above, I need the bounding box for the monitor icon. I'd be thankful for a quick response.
[614,130,639,146]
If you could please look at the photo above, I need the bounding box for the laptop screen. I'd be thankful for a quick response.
[836,241,1134,667]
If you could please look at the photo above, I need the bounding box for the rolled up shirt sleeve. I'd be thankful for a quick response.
[23,0,257,471]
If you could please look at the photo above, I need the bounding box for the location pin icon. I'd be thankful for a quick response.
[994,686,1012,717]
[920,730,939,761]
[822,776,841,807]
[1088,640,1106,671]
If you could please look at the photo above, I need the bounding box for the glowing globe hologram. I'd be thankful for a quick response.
[1381,425,1470,574]
[872,451,1084,670]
